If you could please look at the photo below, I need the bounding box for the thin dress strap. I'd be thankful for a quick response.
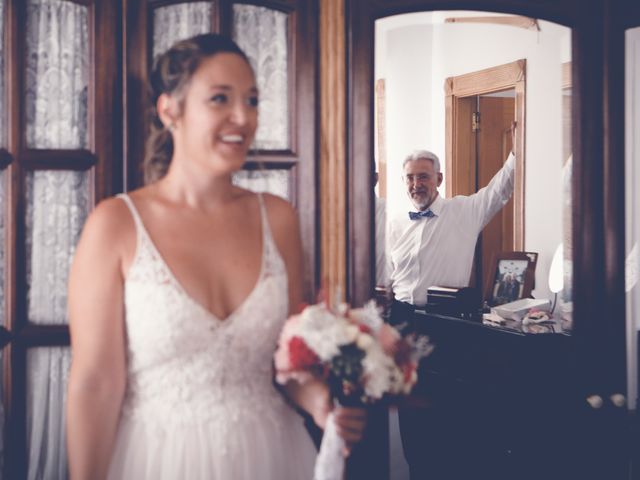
[117,193,144,234]
[255,193,284,276]
[256,193,270,241]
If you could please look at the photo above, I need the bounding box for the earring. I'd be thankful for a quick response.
[167,123,176,132]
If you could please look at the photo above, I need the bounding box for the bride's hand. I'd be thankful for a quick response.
[333,406,367,456]
[307,382,368,455]
[308,380,332,430]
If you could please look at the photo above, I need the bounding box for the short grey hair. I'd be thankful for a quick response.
[402,150,441,173]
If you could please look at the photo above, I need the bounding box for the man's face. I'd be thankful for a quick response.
[403,158,442,211]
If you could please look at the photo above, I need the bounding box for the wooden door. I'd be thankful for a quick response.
[477,95,515,291]
[444,59,524,293]
[449,93,515,291]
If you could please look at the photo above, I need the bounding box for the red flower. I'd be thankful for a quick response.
[288,336,321,369]
[358,324,372,334]
[402,362,416,384]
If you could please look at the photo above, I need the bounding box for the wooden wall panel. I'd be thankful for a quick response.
[319,0,346,304]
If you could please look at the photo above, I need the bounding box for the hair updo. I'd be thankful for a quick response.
[143,33,250,183]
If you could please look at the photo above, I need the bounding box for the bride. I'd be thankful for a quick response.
[66,33,366,480]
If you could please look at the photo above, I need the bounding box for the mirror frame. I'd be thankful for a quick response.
[345,0,626,397]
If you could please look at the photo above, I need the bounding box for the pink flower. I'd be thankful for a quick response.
[377,323,401,356]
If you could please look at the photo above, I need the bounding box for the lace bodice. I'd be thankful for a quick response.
[117,193,290,435]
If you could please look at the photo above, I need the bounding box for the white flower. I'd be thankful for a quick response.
[345,325,359,342]
[361,345,396,399]
[356,332,374,351]
[295,304,358,361]
[349,300,384,333]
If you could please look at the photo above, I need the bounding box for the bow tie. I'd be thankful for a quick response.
[409,209,435,220]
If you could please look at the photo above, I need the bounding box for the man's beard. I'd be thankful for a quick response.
[410,191,431,210]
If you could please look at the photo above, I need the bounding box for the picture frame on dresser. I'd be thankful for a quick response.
[485,251,538,306]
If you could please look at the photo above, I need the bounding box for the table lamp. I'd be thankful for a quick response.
[548,243,564,314]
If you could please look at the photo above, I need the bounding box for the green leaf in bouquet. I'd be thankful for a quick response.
[328,343,366,404]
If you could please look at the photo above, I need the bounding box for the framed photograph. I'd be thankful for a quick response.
[485,252,538,306]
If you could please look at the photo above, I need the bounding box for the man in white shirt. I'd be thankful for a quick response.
[388,149,515,310]
[388,146,515,480]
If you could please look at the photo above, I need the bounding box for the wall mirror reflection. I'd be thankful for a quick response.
[373,11,573,330]
[625,24,640,413]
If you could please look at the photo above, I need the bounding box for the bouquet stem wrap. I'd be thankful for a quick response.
[314,411,345,480]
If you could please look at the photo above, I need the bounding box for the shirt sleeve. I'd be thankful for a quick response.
[386,217,400,287]
[468,152,516,232]
[375,198,389,286]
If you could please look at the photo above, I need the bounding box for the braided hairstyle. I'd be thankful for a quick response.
[144,33,251,183]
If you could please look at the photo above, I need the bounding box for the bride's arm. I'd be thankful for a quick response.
[264,194,367,452]
[67,199,130,480]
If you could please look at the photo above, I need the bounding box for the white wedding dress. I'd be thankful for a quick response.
[107,193,316,479]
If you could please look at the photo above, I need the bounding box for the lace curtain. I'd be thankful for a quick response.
[232,169,291,200]
[0,0,5,324]
[26,171,90,326]
[0,0,5,147]
[152,2,213,60]
[25,0,88,149]
[24,1,90,478]
[24,170,89,480]
[1,0,5,474]
[0,171,4,480]
[232,5,289,150]
[26,348,71,480]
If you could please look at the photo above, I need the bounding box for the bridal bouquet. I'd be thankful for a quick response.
[274,300,432,480]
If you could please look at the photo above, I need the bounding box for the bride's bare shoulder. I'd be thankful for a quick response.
[76,193,138,262]
[258,194,300,267]
[260,193,298,232]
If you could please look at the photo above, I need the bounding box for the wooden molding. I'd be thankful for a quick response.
[444,15,540,31]
[514,80,526,249]
[320,0,346,304]
[445,59,526,97]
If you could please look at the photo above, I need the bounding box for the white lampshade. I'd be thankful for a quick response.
[548,243,564,293]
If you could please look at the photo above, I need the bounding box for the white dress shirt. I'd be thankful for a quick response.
[375,196,388,286]
[388,152,515,306]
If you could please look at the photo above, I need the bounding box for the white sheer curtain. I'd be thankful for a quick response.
[26,171,90,326]
[25,0,88,149]
[0,0,6,147]
[0,170,5,480]
[26,348,72,480]
[232,4,289,150]
[152,1,213,60]
[232,169,291,200]
[24,1,90,479]
[0,1,5,322]
[1,0,6,474]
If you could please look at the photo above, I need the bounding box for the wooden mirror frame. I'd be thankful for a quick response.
[344,0,627,399]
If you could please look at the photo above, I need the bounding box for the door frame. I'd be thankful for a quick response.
[445,59,525,250]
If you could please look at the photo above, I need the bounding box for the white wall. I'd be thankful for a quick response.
[376,13,571,302]
[376,19,434,216]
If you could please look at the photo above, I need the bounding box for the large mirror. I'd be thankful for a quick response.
[371,12,573,478]
[625,23,640,413]
[373,11,573,329]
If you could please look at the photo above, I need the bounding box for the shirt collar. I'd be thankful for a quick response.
[427,195,443,217]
